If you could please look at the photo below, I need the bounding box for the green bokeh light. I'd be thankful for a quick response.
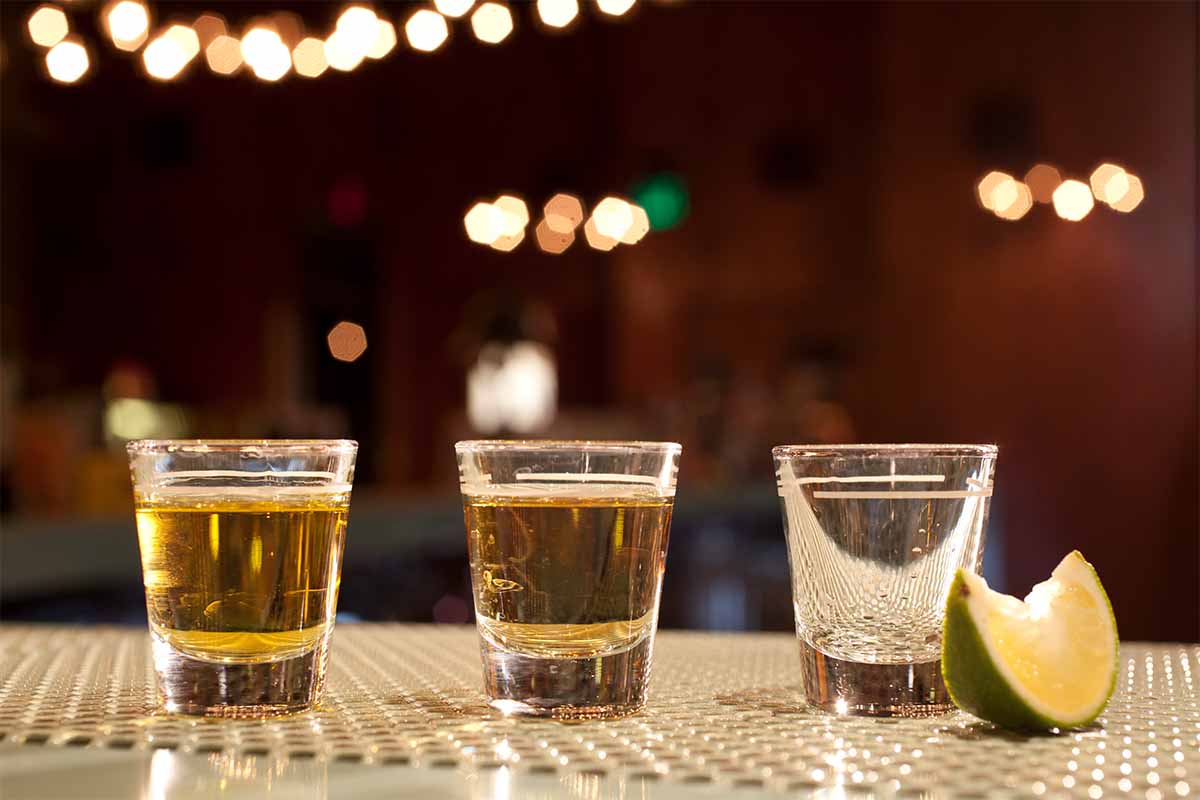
[631,173,689,231]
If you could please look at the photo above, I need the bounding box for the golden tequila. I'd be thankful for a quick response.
[136,491,348,664]
[128,439,356,718]
[464,490,672,717]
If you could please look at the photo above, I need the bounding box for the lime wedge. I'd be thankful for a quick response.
[942,551,1118,730]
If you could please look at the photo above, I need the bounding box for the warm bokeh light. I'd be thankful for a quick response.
[596,0,637,17]
[292,37,328,78]
[1101,173,1130,205]
[205,34,242,75]
[583,218,618,251]
[45,39,88,84]
[537,0,579,28]
[544,193,584,233]
[490,230,525,252]
[166,25,200,59]
[494,195,529,237]
[535,218,574,253]
[435,0,475,18]
[619,204,650,243]
[367,20,397,59]
[1089,163,1126,202]
[988,178,1019,216]
[592,196,634,240]
[327,321,368,362]
[465,202,505,245]
[324,30,365,72]
[241,27,290,82]
[28,5,69,48]
[1052,179,1095,221]
[143,28,197,80]
[143,36,184,80]
[471,3,514,44]
[1109,174,1145,213]
[336,5,381,55]
[250,47,290,81]
[994,182,1033,221]
[106,1,150,52]
[1077,162,1146,213]
[1024,164,1061,204]
[405,9,449,53]
[976,170,1013,211]
[241,27,281,59]
[192,13,226,46]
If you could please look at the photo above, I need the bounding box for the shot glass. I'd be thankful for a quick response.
[773,444,997,716]
[455,440,681,719]
[128,440,356,717]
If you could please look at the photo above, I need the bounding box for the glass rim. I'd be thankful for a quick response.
[126,439,358,455]
[772,443,997,458]
[455,439,681,454]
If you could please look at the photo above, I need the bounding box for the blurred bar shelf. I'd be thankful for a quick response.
[0,625,1195,799]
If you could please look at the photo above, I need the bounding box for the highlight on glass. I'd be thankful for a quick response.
[128,439,357,717]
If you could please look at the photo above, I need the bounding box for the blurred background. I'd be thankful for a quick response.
[1,1,1196,641]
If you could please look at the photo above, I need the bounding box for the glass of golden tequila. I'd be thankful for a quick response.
[127,440,356,717]
[456,440,681,719]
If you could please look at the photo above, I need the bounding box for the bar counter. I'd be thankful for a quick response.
[0,625,1195,798]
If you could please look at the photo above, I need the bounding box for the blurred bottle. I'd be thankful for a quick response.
[82,360,185,516]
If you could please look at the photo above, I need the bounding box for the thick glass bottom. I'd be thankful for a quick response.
[150,633,329,718]
[479,634,654,720]
[798,639,954,717]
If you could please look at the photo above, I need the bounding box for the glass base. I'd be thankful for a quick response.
[150,634,329,718]
[798,640,954,717]
[480,636,653,720]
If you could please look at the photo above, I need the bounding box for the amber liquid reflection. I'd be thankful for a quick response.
[135,491,347,664]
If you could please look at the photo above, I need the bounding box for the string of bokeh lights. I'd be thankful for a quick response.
[977,162,1144,222]
[464,193,651,254]
[26,0,644,85]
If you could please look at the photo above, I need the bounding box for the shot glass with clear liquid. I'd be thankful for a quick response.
[128,440,356,717]
[455,440,681,719]
[773,444,996,717]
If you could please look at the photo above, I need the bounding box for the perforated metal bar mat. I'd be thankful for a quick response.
[0,626,1196,798]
